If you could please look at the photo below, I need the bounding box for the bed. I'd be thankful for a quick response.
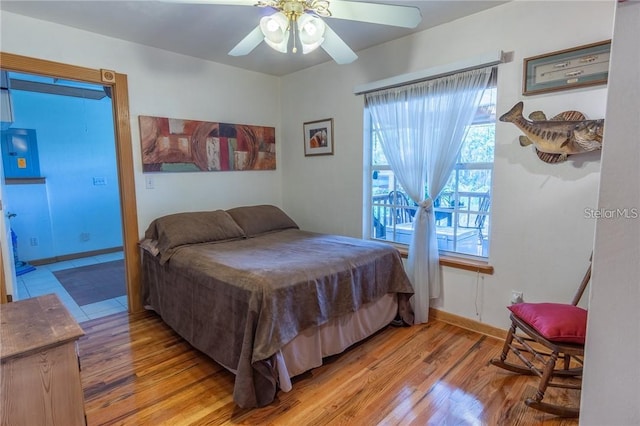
[140,205,414,408]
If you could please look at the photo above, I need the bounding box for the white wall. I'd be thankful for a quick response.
[5,89,122,261]
[581,1,640,424]
[280,1,615,329]
[0,11,284,237]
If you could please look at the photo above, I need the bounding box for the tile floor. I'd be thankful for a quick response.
[15,251,127,323]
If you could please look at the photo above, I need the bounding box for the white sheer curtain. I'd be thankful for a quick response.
[366,67,493,323]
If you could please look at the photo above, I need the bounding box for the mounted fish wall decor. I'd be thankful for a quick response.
[500,101,604,163]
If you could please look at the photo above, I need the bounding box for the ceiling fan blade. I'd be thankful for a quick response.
[321,24,357,65]
[161,0,257,5]
[328,1,422,28]
[229,25,264,56]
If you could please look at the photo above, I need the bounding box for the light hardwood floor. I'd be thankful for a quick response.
[79,311,580,425]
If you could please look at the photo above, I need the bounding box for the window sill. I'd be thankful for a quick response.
[396,247,494,275]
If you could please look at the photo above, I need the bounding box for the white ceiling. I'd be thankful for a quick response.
[0,1,506,76]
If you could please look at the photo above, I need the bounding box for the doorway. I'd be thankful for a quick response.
[2,70,126,321]
[0,52,141,313]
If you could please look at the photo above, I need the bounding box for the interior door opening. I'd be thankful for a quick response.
[1,69,126,321]
[0,52,141,314]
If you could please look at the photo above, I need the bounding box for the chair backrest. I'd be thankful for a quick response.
[388,191,414,224]
[474,193,491,229]
[571,260,592,306]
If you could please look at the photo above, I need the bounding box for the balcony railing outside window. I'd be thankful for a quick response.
[371,186,490,257]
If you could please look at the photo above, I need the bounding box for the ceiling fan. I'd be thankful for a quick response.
[171,0,422,64]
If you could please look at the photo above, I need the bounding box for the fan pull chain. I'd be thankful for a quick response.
[291,18,298,53]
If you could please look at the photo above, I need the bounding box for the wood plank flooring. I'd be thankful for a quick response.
[78,311,580,425]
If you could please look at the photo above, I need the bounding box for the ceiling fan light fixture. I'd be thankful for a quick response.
[308,0,331,17]
[228,0,420,64]
[298,13,325,54]
[260,12,290,53]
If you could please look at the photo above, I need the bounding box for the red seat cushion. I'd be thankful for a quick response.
[508,303,587,344]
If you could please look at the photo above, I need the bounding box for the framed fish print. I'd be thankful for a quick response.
[303,118,334,156]
[523,40,611,96]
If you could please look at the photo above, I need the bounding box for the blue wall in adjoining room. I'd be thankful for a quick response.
[3,86,122,262]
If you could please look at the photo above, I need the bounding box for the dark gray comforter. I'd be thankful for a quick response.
[142,229,414,408]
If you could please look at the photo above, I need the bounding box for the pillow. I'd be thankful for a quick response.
[508,302,587,345]
[144,210,246,263]
[226,205,299,237]
[139,238,159,256]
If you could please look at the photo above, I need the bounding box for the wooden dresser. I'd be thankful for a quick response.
[1,293,86,425]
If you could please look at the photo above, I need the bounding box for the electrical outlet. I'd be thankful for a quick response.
[29,237,38,246]
[511,290,524,305]
[80,232,90,242]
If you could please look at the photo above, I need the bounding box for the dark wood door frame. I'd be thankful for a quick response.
[0,52,142,312]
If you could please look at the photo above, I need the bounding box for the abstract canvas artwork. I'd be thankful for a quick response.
[139,115,276,172]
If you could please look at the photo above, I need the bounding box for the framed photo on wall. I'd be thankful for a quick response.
[522,40,611,96]
[303,118,334,156]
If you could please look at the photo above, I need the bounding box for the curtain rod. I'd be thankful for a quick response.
[353,50,505,95]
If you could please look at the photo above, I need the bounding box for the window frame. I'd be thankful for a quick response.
[365,86,496,261]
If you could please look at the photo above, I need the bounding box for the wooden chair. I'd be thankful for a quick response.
[474,194,491,243]
[388,191,416,224]
[490,260,592,417]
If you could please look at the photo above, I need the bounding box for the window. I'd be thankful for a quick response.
[368,84,496,259]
